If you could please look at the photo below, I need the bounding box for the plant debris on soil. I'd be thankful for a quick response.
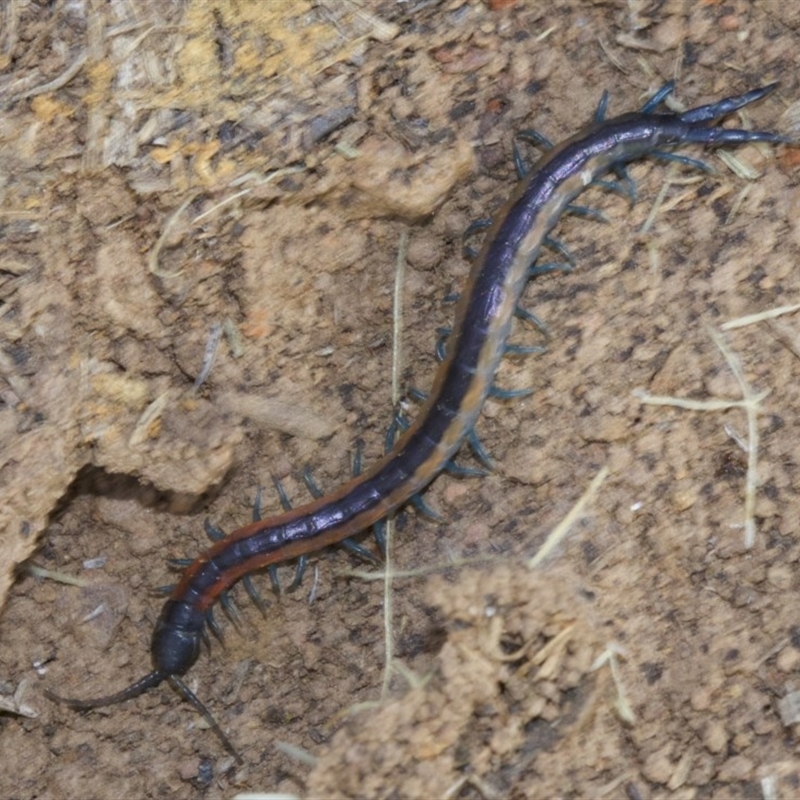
[2,2,800,798]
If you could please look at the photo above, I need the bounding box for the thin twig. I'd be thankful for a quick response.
[721,301,800,331]
[147,194,197,277]
[17,50,89,100]
[635,329,767,548]
[527,466,609,569]
[710,328,761,548]
[380,232,409,700]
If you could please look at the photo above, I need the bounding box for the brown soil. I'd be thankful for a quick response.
[2,2,800,798]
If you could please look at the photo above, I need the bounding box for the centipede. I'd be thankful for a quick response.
[47,81,789,763]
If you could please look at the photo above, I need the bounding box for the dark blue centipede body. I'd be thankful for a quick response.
[48,81,789,762]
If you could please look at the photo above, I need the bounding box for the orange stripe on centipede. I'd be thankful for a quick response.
[47,81,790,762]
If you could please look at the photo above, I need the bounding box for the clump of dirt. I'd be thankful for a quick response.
[307,563,614,798]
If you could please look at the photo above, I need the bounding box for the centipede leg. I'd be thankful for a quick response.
[168,675,243,765]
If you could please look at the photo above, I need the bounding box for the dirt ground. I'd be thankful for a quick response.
[2,1,800,798]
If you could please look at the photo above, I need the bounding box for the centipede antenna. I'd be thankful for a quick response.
[168,675,243,765]
[46,670,165,710]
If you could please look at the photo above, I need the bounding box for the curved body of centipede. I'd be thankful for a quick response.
[48,82,788,762]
